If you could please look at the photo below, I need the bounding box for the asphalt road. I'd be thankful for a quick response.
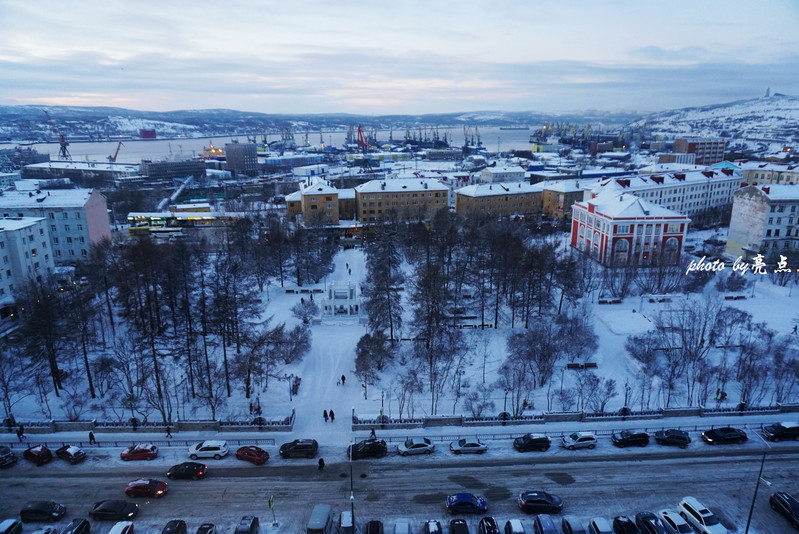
[2,448,797,534]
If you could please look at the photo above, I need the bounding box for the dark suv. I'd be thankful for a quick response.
[513,433,551,452]
[762,422,799,442]
[653,429,691,449]
[611,430,650,448]
[769,491,799,530]
[19,501,66,523]
[348,439,388,460]
[0,445,17,468]
[279,439,318,458]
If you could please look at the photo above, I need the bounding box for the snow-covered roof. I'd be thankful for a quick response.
[355,178,448,193]
[0,217,44,231]
[285,191,301,202]
[25,161,140,173]
[581,190,687,219]
[537,180,584,193]
[755,184,799,201]
[301,183,339,196]
[337,188,356,200]
[738,161,799,172]
[0,188,97,209]
[482,165,525,174]
[639,163,706,173]
[456,182,543,198]
[589,169,739,195]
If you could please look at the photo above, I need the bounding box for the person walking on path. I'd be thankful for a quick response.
[16,424,24,442]
[323,410,329,422]
[341,374,346,385]
[329,409,335,422]
[369,428,376,439]
[318,458,325,471]
[165,425,172,438]
[88,431,96,445]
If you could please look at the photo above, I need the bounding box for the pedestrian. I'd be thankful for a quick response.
[793,324,797,334]
[346,263,349,269]
[165,425,172,438]
[341,374,346,385]
[348,268,351,275]
[323,410,329,422]
[88,431,96,445]
[337,379,341,386]
[369,428,376,439]
[16,425,24,442]
[318,458,325,471]
[329,409,335,421]
[131,419,138,432]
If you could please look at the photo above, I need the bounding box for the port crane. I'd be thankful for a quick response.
[42,109,71,160]
[107,141,124,162]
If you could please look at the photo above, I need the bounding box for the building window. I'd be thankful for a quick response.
[77,224,83,231]
[64,224,70,231]
[51,225,57,232]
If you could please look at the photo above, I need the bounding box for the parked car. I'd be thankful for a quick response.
[161,520,187,534]
[503,520,525,534]
[107,522,134,534]
[195,525,216,534]
[188,440,229,460]
[656,510,691,534]
[120,443,158,461]
[611,430,649,448]
[0,520,22,534]
[561,517,588,534]
[423,521,442,534]
[279,439,318,458]
[513,433,551,452]
[561,432,597,450]
[124,478,168,498]
[676,497,727,534]
[449,437,487,454]
[235,446,269,465]
[478,517,500,534]
[762,422,799,442]
[700,427,747,445]
[19,501,66,523]
[445,493,488,514]
[532,514,558,534]
[29,527,57,534]
[233,516,259,534]
[89,501,139,521]
[587,518,612,534]
[166,462,207,480]
[611,516,640,534]
[517,491,563,514]
[57,519,90,534]
[339,513,354,534]
[769,491,799,530]
[634,512,668,534]
[55,445,86,464]
[397,437,435,456]
[653,430,691,449]
[0,445,17,468]
[348,438,388,460]
[449,519,469,534]
[365,521,384,534]
[23,445,53,466]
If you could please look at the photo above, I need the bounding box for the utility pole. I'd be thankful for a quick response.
[744,452,767,534]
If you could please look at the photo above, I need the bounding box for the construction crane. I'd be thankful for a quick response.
[42,109,71,160]
[107,141,124,162]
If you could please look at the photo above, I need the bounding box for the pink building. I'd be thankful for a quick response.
[571,191,690,266]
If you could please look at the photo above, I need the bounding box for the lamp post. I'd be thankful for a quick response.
[349,438,355,526]
[744,452,768,534]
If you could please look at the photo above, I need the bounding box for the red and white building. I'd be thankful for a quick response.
[571,191,690,266]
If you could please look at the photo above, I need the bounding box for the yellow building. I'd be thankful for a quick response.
[300,183,341,225]
[454,182,543,218]
[539,180,585,220]
[354,179,449,223]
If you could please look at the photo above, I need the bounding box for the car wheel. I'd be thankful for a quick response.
[618,442,625,448]
[770,501,778,511]
[213,454,221,460]
[190,454,198,460]
[680,444,688,449]
[306,452,315,458]
[773,436,781,442]
[478,450,484,454]
[738,439,745,444]
[454,450,461,454]
[425,449,433,454]
[192,475,199,480]
[167,474,174,480]
[400,451,408,456]
[588,444,595,449]
[639,442,647,447]
[568,445,575,451]
[122,456,130,461]
[146,455,154,461]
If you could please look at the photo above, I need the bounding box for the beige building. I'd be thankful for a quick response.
[726,184,799,259]
[354,179,449,223]
[539,180,585,220]
[454,182,543,218]
[739,162,799,185]
[300,183,341,225]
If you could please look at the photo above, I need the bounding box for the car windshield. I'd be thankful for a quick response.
[620,431,630,438]
[702,514,719,526]
[568,433,579,440]
[404,439,414,447]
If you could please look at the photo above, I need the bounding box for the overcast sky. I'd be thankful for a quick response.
[1,0,798,115]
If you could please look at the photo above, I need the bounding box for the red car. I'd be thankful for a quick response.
[23,445,53,466]
[120,443,158,461]
[124,478,168,498]
[235,446,269,465]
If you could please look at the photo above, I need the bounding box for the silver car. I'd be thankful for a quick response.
[397,437,435,456]
[561,432,597,450]
[449,437,487,454]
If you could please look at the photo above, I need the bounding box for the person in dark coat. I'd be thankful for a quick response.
[16,425,24,442]
[88,431,96,445]
[341,374,346,385]
[329,409,335,421]
[369,428,376,438]
[165,425,172,438]
[323,410,329,422]
[318,458,325,470]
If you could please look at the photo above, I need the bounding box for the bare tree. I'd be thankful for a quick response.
[0,342,30,422]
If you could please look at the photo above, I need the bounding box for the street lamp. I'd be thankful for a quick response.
[744,452,768,534]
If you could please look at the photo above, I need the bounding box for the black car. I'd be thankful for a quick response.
[513,433,551,452]
[478,517,500,534]
[365,521,384,534]
[0,445,17,468]
[449,519,469,534]
[162,520,188,534]
[611,430,649,448]
[653,429,691,449]
[55,445,86,464]
[88,500,139,521]
[762,422,799,442]
[19,501,66,523]
[770,491,799,530]
[633,513,667,534]
[348,439,388,460]
[517,491,563,514]
[166,462,207,480]
[701,426,748,445]
[279,439,318,458]
[611,516,640,534]
[57,519,90,534]
[196,525,216,534]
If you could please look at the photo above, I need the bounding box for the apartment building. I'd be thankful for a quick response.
[355,179,448,223]
[739,162,799,185]
[539,180,585,220]
[454,182,543,218]
[0,217,55,312]
[672,138,726,165]
[726,184,799,259]
[571,190,690,267]
[480,165,526,183]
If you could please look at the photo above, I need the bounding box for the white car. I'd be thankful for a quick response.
[188,440,229,460]
[677,497,727,534]
[587,517,612,534]
[657,509,692,534]
[397,437,435,456]
[449,437,487,454]
[107,522,134,534]
[561,431,597,450]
